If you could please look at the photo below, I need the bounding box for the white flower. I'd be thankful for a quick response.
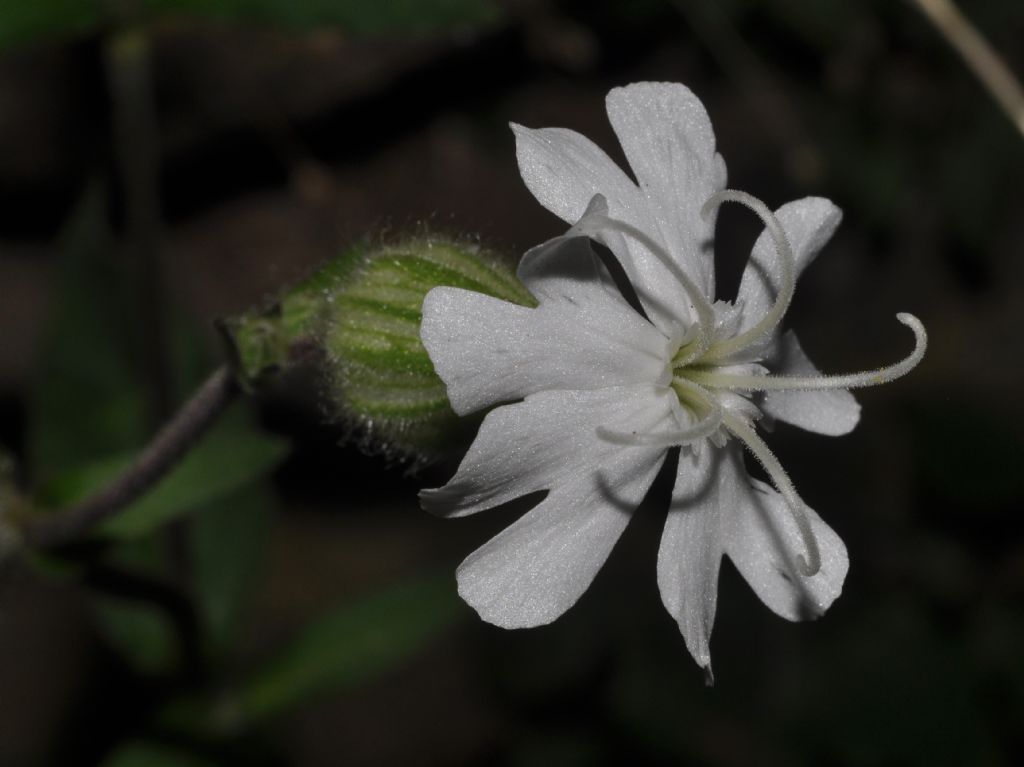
[419,82,926,678]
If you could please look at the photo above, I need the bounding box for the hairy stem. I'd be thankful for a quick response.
[22,367,239,550]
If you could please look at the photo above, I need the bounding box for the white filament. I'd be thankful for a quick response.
[722,412,822,577]
[700,190,797,362]
[689,314,927,392]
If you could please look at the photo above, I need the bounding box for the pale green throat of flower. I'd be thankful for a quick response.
[587,188,927,579]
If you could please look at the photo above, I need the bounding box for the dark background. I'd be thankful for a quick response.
[1,1,1023,765]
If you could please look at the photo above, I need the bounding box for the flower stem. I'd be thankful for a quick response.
[21,367,239,550]
[909,0,1024,138]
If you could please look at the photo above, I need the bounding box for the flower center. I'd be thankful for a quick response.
[580,188,928,578]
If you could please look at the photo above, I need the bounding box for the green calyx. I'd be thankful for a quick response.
[325,238,534,461]
[221,236,533,462]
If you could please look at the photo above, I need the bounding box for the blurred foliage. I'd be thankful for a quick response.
[161,572,463,735]
[93,592,181,676]
[100,741,218,767]
[1,0,1023,764]
[18,176,468,758]
[101,417,283,539]
[0,0,498,50]
[28,186,149,481]
[190,484,274,657]
[88,479,279,678]
[31,410,287,539]
[233,572,461,722]
[21,182,289,684]
[28,185,287,540]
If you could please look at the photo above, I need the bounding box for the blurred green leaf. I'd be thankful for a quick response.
[29,184,149,479]
[99,410,287,539]
[29,184,282,541]
[237,572,462,721]
[0,0,497,50]
[100,741,218,767]
[163,572,463,734]
[190,484,274,655]
[159,0,498,34]
[0,0,100,50]
[31,407,287,539]
[89,481,277,676]
[33,453,132,510]
[94,595,181,676]
[90,535,183,677]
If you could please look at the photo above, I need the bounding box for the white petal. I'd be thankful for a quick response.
[447,388,675,628]
[571,194,702,336]
[516,227,633,310]
[735,197,842,336]
[761,331,861,436]
[421,239,669,416]
[514,109,717,338]
[512,122,640,228]
[657,443,728,674]
[724,457,849,621]
[606,82,726,299]
[421,385,676,517]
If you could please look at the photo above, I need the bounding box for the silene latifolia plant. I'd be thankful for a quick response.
[415,82,927,680]
[5,81,926,687]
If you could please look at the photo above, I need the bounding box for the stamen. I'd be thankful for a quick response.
[722,412,822,577]
[688,313,928,392]
[575,212,716,363]
[700,190,796,362]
